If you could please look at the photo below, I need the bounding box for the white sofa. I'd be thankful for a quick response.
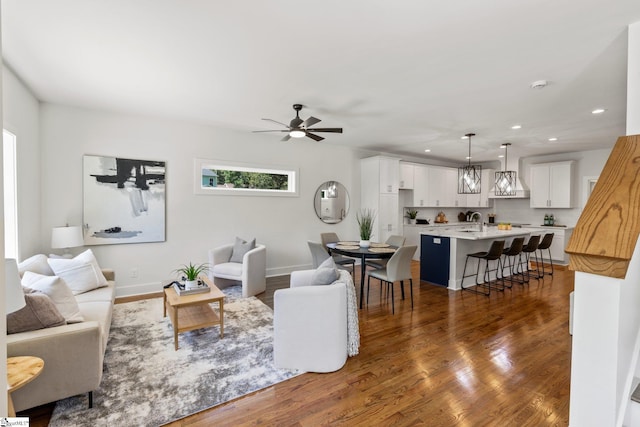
[273,269,358,373]
[208,243,266,297]
[7,269,116,412]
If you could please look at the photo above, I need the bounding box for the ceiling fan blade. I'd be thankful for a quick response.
[253,129,289,133]
[303,116,321,128]
[305,132,324,142]
[306,128,343,133]
[290,117,303,128]
[281,134,291,142]
[261,118,289,128]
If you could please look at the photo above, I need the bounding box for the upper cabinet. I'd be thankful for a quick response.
[530,161,574,208]
[409,165,492,208]
[399,162,415,189]
[361,156,401,242]
[379,157,400,194]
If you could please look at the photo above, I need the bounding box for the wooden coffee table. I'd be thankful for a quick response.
[163,275,225,350]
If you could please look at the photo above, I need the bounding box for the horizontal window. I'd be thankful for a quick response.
[194,158,298,197]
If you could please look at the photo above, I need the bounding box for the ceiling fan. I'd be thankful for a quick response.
[253,104,343,142]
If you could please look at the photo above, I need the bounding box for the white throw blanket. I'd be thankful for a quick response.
[341,270,360,356]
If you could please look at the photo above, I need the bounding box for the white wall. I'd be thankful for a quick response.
[39,104,366,296]
[2,66,41,259]
[628,22,640,135]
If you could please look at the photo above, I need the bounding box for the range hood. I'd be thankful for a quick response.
[488,156,530,199]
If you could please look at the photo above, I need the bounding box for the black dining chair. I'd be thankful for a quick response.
[502,237,525,287]
[518,235,541,283]
[461,240,506,296]
[537,233,555,278]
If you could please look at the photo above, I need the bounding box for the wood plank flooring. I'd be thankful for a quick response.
[20,262,574,426]
[167,262,573,426]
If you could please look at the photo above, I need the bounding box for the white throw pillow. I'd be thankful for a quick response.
[73,249,108,287]
[47,259,102,295]
[18,254,54,276]
[310,256,340,286]
[22,271,84,323]
[47,249,108,288]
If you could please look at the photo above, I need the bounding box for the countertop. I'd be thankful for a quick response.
[405,222,479,228]
[421,227,538,241]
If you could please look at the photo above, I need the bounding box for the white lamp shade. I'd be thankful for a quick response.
[5,258,26,314]
[51,226,84,249]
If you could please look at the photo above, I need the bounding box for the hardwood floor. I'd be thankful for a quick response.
[20,262,574,426]
[167,262,574,426]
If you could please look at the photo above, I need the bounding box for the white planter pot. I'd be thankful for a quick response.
[185,280,199,290]
[359,240,371,248]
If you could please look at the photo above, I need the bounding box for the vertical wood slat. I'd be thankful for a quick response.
[566,134,640,278]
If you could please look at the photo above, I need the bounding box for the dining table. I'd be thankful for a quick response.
[326,241,398,309]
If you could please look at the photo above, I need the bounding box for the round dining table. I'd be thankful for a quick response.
[326,242,398,309]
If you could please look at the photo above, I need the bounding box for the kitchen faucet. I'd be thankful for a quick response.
[471,212,485,231]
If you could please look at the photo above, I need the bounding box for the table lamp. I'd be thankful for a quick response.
[5,258,25,314]
[51,225,84,258]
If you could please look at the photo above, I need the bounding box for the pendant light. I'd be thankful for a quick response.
[494,143,517,196]
[458,133,482,194]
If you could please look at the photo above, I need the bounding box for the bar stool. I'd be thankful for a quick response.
[518,235,541,283]
[537,233,554,278]
[501,237,525,287]
[461,240,505,296]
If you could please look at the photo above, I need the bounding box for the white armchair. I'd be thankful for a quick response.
[208,243,266,297]
[273,269,350,373]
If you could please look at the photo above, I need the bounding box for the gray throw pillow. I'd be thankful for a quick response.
[230,237,256,263]
[7,288,66,334]
[310,256,340,286]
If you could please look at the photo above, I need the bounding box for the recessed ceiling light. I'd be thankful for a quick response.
[424,149,431,153]
[511,125,522,130]
[548,137,558,142]
[465,156,472,160]
[592,108,606,114]
[499,155,504,158]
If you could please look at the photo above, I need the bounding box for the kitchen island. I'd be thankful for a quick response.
[420,227,540,290]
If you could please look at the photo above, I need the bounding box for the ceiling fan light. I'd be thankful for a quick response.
[289,129,305,138]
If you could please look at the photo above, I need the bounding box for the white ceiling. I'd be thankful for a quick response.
[3,1,640,163]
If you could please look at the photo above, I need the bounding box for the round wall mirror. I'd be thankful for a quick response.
[314,181,350,224]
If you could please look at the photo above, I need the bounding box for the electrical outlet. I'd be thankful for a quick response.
[130,268,138,278]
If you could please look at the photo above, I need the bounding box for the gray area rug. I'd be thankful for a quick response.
[49,285,301,426]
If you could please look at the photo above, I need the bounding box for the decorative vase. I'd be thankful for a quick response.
[359,240,371,248]
[185,280,198,290]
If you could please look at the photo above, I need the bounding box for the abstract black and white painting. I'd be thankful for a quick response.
[83,155,166,245]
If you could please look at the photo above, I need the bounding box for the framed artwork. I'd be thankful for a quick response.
[83,155,166,245]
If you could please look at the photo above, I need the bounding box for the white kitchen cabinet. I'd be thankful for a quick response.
[427,166,456,207]
[530,161,574,208]
[412,164,430,207]
[361,156,401,243]
[399,162,415,189]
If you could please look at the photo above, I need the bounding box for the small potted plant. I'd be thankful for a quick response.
[356,208,376,248]
[174,262,209,289]
[406,209,418,225]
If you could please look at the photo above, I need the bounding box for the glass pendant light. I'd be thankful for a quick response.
[458,133,482,194]
[494,143,517,196]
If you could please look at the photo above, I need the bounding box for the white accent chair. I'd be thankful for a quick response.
[273,269,349,373]
[208,243,266,297]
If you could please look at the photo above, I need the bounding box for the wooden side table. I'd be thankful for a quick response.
[7,356,44,417]
[163,276,225,350]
